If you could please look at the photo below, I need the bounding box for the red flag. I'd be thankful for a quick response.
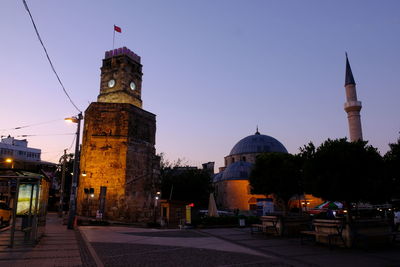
[114,25,121,33]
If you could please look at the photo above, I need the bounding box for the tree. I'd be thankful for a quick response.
[52,152,74,212]
[303,138,389,208]
[249,152,302,213]
[159,153,211,209]
[384,136,400,199]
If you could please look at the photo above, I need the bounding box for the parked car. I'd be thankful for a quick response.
[0,202,12,225]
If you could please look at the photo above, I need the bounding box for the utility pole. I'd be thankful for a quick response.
[58,149,67,218]
[67,113,83,229]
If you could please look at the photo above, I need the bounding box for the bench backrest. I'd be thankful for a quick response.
[313,219,346,235]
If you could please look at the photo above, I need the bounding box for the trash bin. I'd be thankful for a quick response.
[21,215,30,230]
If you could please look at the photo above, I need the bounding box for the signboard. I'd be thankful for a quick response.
[256,198,274,216]
[98,186,107,217]
[185,205,191,224]
[16,184,38,215]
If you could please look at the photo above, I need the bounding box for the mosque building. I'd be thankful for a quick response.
[213,129,288,211]
[214,55,359,213]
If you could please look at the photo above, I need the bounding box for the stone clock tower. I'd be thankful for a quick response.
[77,47,160,223]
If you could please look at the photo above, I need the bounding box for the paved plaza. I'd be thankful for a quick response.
[0,213,400,266]
[81,225,400,267]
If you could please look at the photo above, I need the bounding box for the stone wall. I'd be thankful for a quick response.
[215,179,266,211]
[77,102,160,222]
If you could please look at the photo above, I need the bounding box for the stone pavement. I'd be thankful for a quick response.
[0,212,95,267]
[1,216,399,266]
[80,225,400,267]
[200,228,400,267]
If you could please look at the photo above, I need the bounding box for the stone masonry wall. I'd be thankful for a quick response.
[77,102,159,222]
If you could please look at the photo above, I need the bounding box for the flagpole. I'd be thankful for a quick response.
[113,25,115,50]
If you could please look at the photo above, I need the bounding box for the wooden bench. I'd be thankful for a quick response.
[260,216,280,235]
[250,224,265,234]
[300,219,345,249]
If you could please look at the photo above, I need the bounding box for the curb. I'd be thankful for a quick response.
[77,227,104,267]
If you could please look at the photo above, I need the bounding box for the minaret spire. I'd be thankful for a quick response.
[345,52,356,86]
[343,53,363,141]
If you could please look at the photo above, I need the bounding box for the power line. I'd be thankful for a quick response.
[22,0,81,113]
[0,118,63,131]
[16,133,75,137]
[67,134,76,152]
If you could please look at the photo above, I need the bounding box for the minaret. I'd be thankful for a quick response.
[344,53,363,141]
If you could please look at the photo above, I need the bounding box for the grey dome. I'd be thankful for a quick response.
[229,132,288,155]
[221,161,253,181]
[213,172,223,183]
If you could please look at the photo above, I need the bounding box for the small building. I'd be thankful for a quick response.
[160,200,189,226]
[0,136,41,170]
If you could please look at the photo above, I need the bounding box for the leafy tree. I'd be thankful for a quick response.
[298,142,316,194]
[384,136,400,199]
[303,138,389,208]
[52,152,74,211]
[159,153,211,209]
[249,152,302,214]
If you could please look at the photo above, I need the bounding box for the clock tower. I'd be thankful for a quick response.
[77,47,160,223]
[97,47,143,108]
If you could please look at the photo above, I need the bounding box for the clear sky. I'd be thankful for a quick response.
[1,0,399,170]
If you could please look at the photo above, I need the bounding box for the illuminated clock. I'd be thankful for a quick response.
[108,79,115,88]
[130,81,136,90]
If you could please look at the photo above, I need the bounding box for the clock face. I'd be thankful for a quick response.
[130,81,136,90]
[108,79,115,88]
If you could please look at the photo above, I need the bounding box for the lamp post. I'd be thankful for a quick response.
[65,113,83,229]
[58,149,67,217]
[153,191,161,223]
[4,158,14,169]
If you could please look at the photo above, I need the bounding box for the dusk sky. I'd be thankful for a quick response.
[1,1,399,169]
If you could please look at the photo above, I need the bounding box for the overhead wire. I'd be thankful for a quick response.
[16,133,75,137]
[67,134,76,152]
[22,0,82,113]
[0,118,64,131]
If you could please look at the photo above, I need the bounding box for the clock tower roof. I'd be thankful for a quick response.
[104,47,141,63]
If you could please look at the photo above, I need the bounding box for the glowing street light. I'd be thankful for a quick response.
[3,158,14,169]
[65,116,80,124]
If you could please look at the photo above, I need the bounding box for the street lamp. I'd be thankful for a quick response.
[65,113,83,229]
[154,191,161,223]
[4,158,14,169]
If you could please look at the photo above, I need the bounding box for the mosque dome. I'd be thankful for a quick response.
[221,161,253,180]
[213,172,223,183]
[229,131,288,156]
